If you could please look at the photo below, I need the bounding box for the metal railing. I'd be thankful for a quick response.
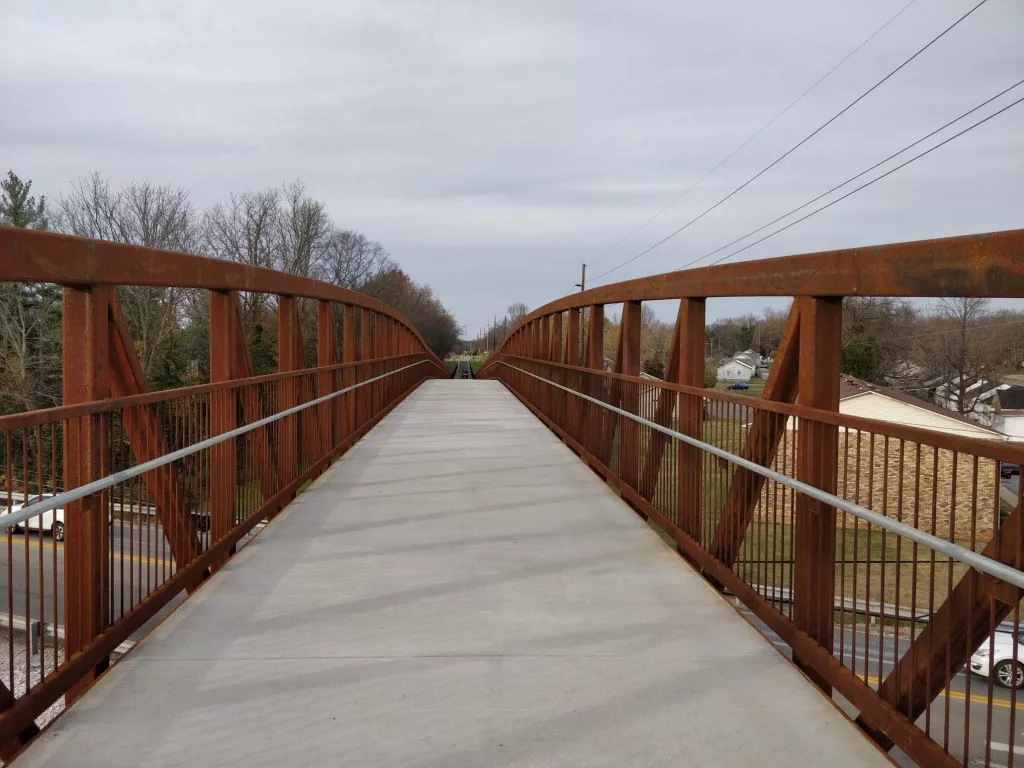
[0,354,441,750]
[485,355,1024,768]
[476,227,1024,768]
[0,222,451,759]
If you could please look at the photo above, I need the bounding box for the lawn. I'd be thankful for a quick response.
[714,378,766,398]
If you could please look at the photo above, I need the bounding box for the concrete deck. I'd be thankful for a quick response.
[19,380,889,767]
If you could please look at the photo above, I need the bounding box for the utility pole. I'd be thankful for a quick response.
[575,263,586,293]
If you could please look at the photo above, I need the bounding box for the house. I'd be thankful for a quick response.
[717,349,761,382]
[838,376,1004,440]
[986,385,1024,441]
[779,376,1007,541]
[933,377,1007,425]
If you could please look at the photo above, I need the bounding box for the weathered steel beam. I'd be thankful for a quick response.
[709,302,801,567]
[617,301,642,486]
[0,226,438,354]
[792,296,842,693]
[277,296,300,487]
[62,285,111,703]
[492,229,1024,334]
[860,494,1024,748]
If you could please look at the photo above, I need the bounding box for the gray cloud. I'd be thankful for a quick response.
[2,0,1022,334]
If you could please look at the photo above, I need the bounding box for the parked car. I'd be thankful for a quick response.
[727,382,750,391]
[1002,462,1021,479]
[3,494,64,541]
[970,632,1024,688]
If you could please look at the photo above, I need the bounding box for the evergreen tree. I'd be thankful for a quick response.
[0,171,49,230]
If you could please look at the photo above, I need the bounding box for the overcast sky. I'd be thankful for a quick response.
[2,0,1022,334]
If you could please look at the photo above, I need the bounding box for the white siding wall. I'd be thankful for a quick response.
[996,414,1024,441]
[840,392,1001,439]
[782,392,1004,438]
[717,363,752,381]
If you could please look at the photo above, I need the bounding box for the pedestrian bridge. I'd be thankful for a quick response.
[0,225,1022,767]
[15,381,888,766]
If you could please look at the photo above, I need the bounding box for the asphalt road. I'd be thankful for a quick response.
[738,607,1024,767]
[0,520,176,630]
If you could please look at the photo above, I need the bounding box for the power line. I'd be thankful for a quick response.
[675,77,1024,272]
[577,0,920,288]
[585,0,991,289]
[704,92,1024,265]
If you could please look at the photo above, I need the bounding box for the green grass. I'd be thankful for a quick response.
[470,360,484,374]
[714,378,766,398]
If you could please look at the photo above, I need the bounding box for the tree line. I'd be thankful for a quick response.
[475,292,1024,411]
[0,171,461,415]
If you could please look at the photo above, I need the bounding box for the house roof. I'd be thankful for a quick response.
[839,375,1003,435]
[996,385,1024,411]
[719,357,755,370]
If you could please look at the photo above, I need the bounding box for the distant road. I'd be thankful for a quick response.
[0,520,173,629]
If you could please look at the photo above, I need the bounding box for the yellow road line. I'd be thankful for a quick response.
[9,538,175,569]
[862,674,1024,711]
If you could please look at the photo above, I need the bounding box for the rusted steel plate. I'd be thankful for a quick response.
[0,226,440,358]
[492,228,1024,337]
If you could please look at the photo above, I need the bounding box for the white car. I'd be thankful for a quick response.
[970,632,1024,689]
[3,494,64,542]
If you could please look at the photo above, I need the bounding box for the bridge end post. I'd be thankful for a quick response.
[792,296,842,694]
[62,285,112,703]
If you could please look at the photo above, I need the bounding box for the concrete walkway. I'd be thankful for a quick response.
[19,380,889,767]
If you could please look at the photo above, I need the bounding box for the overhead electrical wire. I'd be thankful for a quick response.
[570,0,921,293]
[672,77,1024,272]
[583,0,991,290]
[700,92,1024,267]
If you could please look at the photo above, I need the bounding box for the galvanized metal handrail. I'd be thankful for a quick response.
[501,361,1024,591]
[1,360,429,531]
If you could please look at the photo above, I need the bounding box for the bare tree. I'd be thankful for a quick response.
[915,297,1004,415]
[56,174,200,384]
[202,188,282,330]
[279,180,331,278]
[841,297,916,384]
[506,302,529,324]
[320,230,394,290]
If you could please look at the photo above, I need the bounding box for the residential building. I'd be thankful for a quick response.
[717,349,761,382]
[838,376,1004,440]
[987,385,1024,441]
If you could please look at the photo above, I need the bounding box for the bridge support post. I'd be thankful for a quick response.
[565,309,579,366]
[565,309,582,439]
[62,285,112,703]
[792,296,842,694]
[210,290,243,566]
[676,299,706,540]
[538,315,550,413]
[584,305,604,455]
[550,312,564,418]
[549,313,562,363]
[343,305,357,443]
[375,313,386,414]
[617,301,642,485]
[360,310,373,428]
[277,296,300,489]
[318,300,338,458]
